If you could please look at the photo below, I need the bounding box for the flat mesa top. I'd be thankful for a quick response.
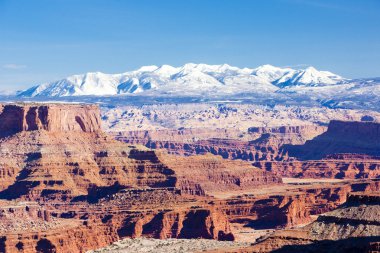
[0,102,102,134]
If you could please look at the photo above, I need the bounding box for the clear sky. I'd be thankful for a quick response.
[0,0,379,91]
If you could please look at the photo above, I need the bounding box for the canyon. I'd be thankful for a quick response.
[0,103,379,253]
[231,192,380,253]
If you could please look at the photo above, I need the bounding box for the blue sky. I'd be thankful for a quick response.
[0,0,379,91]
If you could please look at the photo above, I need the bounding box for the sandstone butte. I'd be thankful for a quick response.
[0,103,380,253]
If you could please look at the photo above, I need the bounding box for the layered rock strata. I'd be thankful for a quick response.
[115,121,380,180]
[0,103,101,136]
[231,192,380,252]
[218,179,380,229]
[0,103,281,252]
[250,120,380,179]
[2,104,380,252]
[253,157,380,179]
[113,125,326,163]
[284,120,380,160]
[158,154,282,196]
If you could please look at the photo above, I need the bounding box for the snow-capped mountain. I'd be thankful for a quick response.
[252,64,294,83]
[18,64,347,97]
[275,67,345,87]
[15,63,380,111]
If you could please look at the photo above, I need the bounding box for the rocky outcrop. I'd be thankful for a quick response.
[151,138,285,161]
[0,200,112,253]
[112,125,325,163]
[0,104,101,137]
[0,103,268,252]
[0,104,282,201]
[284,120,380,160]
[114,133,282,162]
[222,194,311,229]
[114,121,380,180]
[0,203,233,252]
[250,121,380,179]
[115,208,233,241]
[0,201,52,233]
[0,135,280,202]
[253,159,380,179]
[233,192,380,252]
[2,225,114,253]
[248,125,325,137]
[114,135,302,163]
[158,154,282,196]
[3,104,380,253]
[218,179,380,232]
[0,129,179,200]
[309,193,380,241]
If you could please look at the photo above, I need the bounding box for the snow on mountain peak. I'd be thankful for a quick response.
[274,66,345,87]
[135,65,159,72]
[252,64,293,83]
[17,63,348,97]
[255,64,280,71]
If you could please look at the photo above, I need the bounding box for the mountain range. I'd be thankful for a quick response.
[17,64,347,96]
[14,63,380,111]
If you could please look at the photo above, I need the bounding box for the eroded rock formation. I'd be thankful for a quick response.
[0,103,278,252]
[249,121,380,179]
[253,157,380,179]
[0,104,101,136]
[284,120,380,160]
[113,125,326,162]
[158,154,282,196]
[2,104,380,253]
[114,120,380,180]
[236,193,380,253]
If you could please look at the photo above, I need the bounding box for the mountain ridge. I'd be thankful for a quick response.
[17,63,348,97]
[14,63,380,111]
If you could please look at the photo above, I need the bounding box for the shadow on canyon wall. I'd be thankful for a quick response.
[273,236,380,253]
[283,120,380,160]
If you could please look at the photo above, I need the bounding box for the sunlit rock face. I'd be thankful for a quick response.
[0,103,101,136]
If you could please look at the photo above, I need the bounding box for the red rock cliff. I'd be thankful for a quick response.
[0,103,101,135]
[284,120,380,160]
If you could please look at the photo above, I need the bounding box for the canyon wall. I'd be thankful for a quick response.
[0,104,101,136]
[113,125,326,163]
[0,103,278,252]
[2,104,380,252]
[249,120,380,179]
[0,104,282,202]
[248,125,324,138]
[284,120,380,160]
[253,158,380,179]
[158,154,282,195]
[226,191,380,253]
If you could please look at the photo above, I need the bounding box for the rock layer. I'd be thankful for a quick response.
[0,104,101,136]
[0,103,282,252]
[2,104,380,252]
[253,158,380,179]
[113,125,326,163]
[158,154,282,196]
[284,120,380,160]
[234,192,380,252]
